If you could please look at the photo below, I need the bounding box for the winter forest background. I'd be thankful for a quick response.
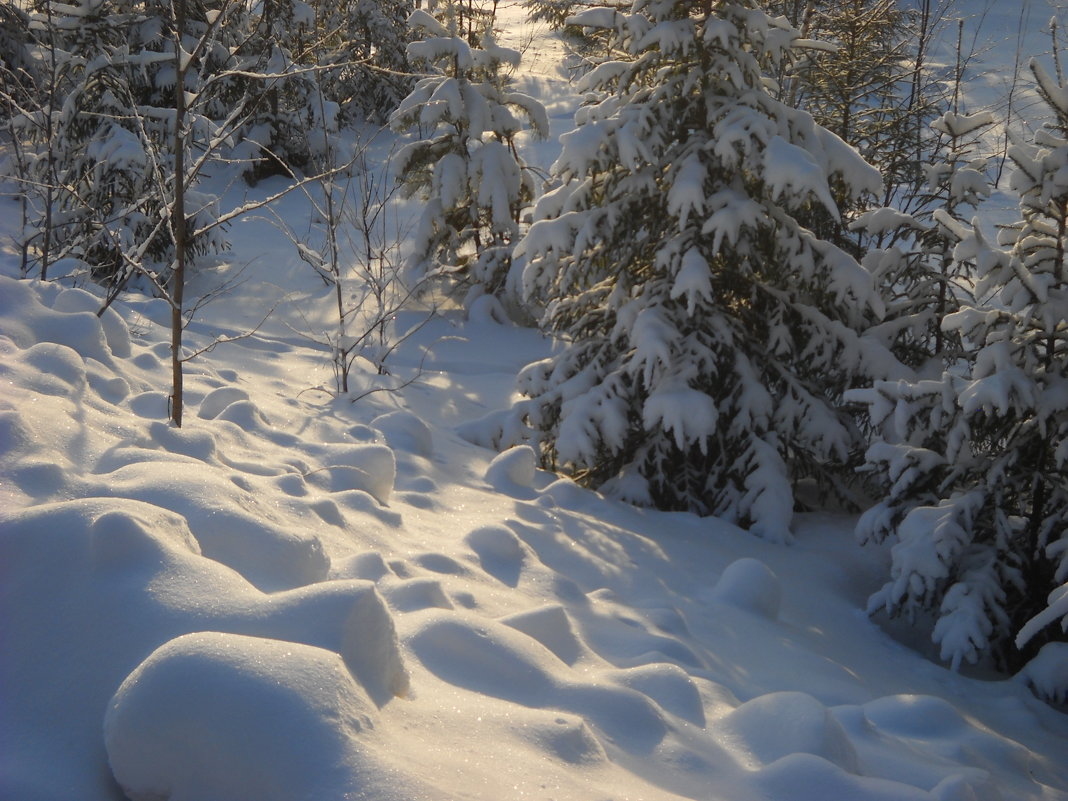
[3,1,1068,799]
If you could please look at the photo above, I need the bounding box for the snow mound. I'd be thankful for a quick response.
[709,557,782,619]
[755,752,930,801]
[214,398,272,430]
[304,443,396,505]
[373,410,435,457]
[721,691,859,771]
[241,580,411,704]
[1018,642,1068,704]
[104,632,402,801]
[862,694,969,738]
[516,712,608,765]
[849,693,1031,798]
[404,610,669,752]
[500,603,584,665]
[464,524,529,585]
[51,286,132,357]
[1,496,409,796]
[332,550,396,581]
[1,500,411,704]
[102,459,331,591]
[607,662,706,726]
[382,577,455,612]
[197,386,251,419]
[485,444,538,490]
[0,275,123,365]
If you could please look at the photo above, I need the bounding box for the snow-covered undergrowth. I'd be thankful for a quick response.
[2,5,1068,801]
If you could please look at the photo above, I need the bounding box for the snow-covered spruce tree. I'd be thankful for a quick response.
[849,57,1068,673]
[521,0,579,31]
[854,101,996,368]
[314,0,415,124]
[49,58,169,285]
[1,0,235,288]
[16,0,167,286]
[513,0,902,542]
[390,4,547,307]
[230,0,321,183]
[125,0,240,108]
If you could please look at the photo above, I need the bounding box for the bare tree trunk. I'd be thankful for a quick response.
[170,0,188,427]
[39,0,60,280]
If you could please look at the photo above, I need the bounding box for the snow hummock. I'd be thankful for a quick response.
[104,632,404,801]
[709,557,782,619]
[1017,641,1068,705]
[485,444,538,490]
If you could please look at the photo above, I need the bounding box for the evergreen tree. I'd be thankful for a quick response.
[855,107,996,369]
[796,1,918,188]
[50,55,166,281]
[0,0,245,293]
[512,0,902,542]
[13,0,164,285]
[232,0,320,182]
[521,0,579,31]
[850,58,1068,672]
[314,0,415,124]
[390,4,547,307]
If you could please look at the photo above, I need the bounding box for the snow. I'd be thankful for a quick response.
[104,633,385,801]
[2,4,1068,801]
[485,444,538,490]
[1017,642,1068,704]
[700,187,767,251]
[720,690,859,771]
[642,384,719,452]
[763,135,841,218]
[1032,57,1068,117]
[1019,583,1068,651]
[670,247,714,315]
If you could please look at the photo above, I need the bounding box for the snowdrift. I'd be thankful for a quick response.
[2,269,1067,801]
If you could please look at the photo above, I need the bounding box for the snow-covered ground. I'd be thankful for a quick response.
[3,3,1068,801]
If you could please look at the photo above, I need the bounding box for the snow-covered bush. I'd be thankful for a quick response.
[511,0,902,542]
[49,61,170,284]
[850,58,1068,672]
[231,0,322,183]
[0,2,35,118]
[13,2,174,287]
[390,4,548,309]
